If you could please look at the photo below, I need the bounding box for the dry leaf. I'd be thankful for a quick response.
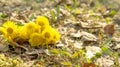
[114,43,120,49]
[56,43,65,47]
[81,31,98,41]
[0,44,9,52]
[82,63,96,67]
[96,57,114,67]
[73,41,83,49]
[104,24,115,37]
[85,46,101,59]
[70,31,82,38]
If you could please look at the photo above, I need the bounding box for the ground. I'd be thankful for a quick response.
[0,0,120,67]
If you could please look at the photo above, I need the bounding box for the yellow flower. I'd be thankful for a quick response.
[22,22,41,39]
[41,27,60,45]
[0,16,61,47]
[36,16,49,26]
[3,21,16,28]
[48,28,60,45]
[36,16,50,31]
[42,27,54,44]
[17,26,27,40]
[29,33,43,47]
[53,29,60,41]
[2,21,19,40]
[0,27,7,35]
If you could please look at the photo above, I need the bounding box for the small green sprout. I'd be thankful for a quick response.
[0,13,7,19]
[50,9,56,22]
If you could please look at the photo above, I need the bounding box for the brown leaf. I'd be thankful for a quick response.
[104,24,115,36]
[82,63,96,67]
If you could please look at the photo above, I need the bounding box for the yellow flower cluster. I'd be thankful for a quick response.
[0,16,60,47]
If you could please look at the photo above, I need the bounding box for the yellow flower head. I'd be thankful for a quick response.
[41,27,60,45]
[29,33,43,47]
[2,21,19,40]
[48,28,60,44]
[42,27,54,44]
[36,16,49,26]
[23,22,41,39]
[36,16,50,32]
[3,21,17,33]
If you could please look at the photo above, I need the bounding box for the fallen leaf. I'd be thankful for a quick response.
[85,50,95,59]
[0,44,9,52]
[104,24,115,37]
[73,41,83,49]
[81,31,98,42]
[56,43,65,47]
[82,63,96,67]
[60,8,71,16]
[96,57,114,67]
[114,43,120,49]
[85,46,102,59]
[70,31,82,38]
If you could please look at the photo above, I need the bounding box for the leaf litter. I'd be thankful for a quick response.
[0,0,120,67]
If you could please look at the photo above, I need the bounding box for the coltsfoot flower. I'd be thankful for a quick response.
[48,28,60,44]
[36,16,50,31]
[1,21,19,40]
[41,27,60,45]
[0,16,61,47]
[52,29,60,41]
[22,22,41,39]
[42,26,54,44]
[29,33,43,47]
[36,16,49,26]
